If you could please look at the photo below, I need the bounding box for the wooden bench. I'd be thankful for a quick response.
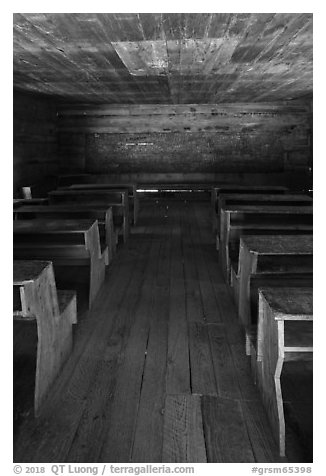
[65,183,139,226]
[48,189,130,243]
[211,185,289,232]
[238,234,313,329]
[13,260,77,416]
[13,204,115,264]
[55,174,139,225]
[256,287,313,457]
[219,205,313,283]
[216,193,312,237]
[13,219,107,308]
[235,235,313,378]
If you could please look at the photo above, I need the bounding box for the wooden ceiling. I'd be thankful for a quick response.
[13,13,313,104]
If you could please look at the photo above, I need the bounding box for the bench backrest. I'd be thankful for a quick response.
[14,204,109,222]
[13,219,101,263]
[49,189,128,205]
[66,183,137,196]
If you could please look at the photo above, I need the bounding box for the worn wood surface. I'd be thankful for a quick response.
[238,235,313,328]
[14,204,115,263]
[14,261,76,416]
[256,288,313,457]
[219,205,313,282]
[14,14,312,104]
[202,395,256,462]
[162,395,206,462]
[13,219,106,308]
[212,187,289,231]
[215,193,312,233]
[66,182,139,225]
[14,201,309,463]
[49,189,130,243]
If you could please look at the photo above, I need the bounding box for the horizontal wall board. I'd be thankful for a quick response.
[13,91,59,196]
[57,103,309,117]
[58,103,309,134]
[57,102,311,179]
[84,132,283,173]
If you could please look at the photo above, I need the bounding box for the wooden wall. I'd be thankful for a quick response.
[13,91,59,196]
[57,103,312,187]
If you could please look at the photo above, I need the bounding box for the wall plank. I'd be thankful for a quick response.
[13,91,59,196]
[57,103,311,184]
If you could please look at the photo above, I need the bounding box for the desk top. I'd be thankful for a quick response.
[240,235,313,255]
[219,193,312,202]
[213,185,288,193]
[259,287,313,320]
[13,219,96,233]
[68,183,135,191]
[13,260,51,284]
[49,189,127,196]
[14,204,111,214]
[222,204,313,214]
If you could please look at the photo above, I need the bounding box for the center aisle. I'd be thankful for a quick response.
[15,200,298,463]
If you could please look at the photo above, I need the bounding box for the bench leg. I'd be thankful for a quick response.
[259,317,286,457]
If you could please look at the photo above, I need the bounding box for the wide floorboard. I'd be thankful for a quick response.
[14,200,309,463]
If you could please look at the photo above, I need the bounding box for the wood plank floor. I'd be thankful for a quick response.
[13,200,309,463]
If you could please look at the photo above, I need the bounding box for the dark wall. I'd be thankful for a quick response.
[13,91,59,196]
[57,103,312,187]
[84,131,285,174]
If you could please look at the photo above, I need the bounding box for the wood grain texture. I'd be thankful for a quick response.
[14,261,76,416]
[238,235,313,329]
[201,395,255,462]
[256,288,313,456]
[68,239,158,463]
[13,219,106,309]
[97,246,161,462]
[14,205,116,263]
[14,201,306,463]
[130,213,172,463]
[14,14,312,104]
[162,395,206,462]
[166,210,191,395]
[48,189,130,243]
[188,322,217,395]
[207,324,242,400]
[56,102,311,180]
[14,215,152,463]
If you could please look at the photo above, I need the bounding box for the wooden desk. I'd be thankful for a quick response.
[219,204,313,283]
[238,235,313,329]
[48,189,130,243]
[211,186,288,231]
[14,260,76,415]
[216,193,312,236]
[257,287,313,457]
[14,204,115,264]
[66,183,139,226]
[13,219,106,308]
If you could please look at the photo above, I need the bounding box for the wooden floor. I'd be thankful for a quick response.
[14,200,309,463]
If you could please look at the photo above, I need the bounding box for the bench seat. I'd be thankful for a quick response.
[14,204,115,264]
[48,189,130,243]
[13,219,107,308]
